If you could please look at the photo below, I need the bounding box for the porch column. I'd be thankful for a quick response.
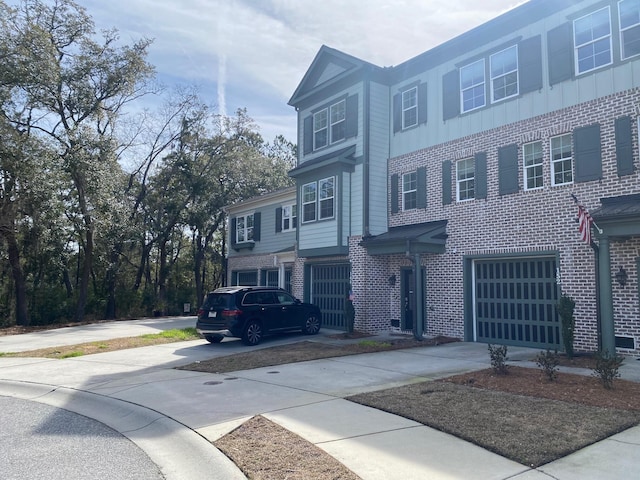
[597,236,616,354]
[414,253,424,340]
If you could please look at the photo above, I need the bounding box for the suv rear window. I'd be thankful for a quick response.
[203,293,233,309]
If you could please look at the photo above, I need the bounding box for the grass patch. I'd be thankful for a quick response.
[358,340,391,348]
[2,328,200,358]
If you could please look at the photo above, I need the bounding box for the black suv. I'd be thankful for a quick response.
[196,286,322,346]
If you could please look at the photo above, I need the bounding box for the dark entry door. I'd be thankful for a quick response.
[402,268,415,330]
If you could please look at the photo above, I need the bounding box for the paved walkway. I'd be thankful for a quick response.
[1,318,639,479]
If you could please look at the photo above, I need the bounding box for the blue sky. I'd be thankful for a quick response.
[77,0,524,143]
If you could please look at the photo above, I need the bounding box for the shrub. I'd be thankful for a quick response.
[592,350,624,390]
[557,294,576,358]
[535,349,560,381]
[488,344,509,375]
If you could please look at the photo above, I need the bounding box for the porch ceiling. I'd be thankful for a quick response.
[360,220,447,256]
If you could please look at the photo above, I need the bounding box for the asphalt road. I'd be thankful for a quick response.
[0,397,164,480]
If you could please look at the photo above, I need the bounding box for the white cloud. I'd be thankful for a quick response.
[77,0,525,142]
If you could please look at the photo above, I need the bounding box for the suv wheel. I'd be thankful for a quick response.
[242,320,263,346]
[204,334,224,344]
[303,314,320,335]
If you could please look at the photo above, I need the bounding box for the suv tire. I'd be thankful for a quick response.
[242,320,263,346]
[303,314,321,335]
[204,334,224,344]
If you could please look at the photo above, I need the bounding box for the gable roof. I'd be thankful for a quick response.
[288,45,383,107]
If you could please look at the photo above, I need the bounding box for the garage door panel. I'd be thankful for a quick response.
[475,257,561,349]
[310,263,350,330]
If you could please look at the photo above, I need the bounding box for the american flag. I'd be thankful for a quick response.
[577,204,593,245]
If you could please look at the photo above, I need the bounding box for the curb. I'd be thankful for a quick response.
[0,380,246,480]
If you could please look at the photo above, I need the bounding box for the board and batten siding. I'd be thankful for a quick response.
[368,81,391,236]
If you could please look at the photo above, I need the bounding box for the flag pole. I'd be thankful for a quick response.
[570,194,603,234]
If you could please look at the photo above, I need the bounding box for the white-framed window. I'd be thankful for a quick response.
[319,177,335,220]
[456,158,475,201]
[302,182,317,223]
[619,0,640,59]
[236,213,254,243]
[302,177,335,222]
[313,99,347,151]
[402,87,418,129]
[551,134,573,186]
[460,59,485,113]
[282,204,297,231]
[313,109,328,150]
[330,100,346,143]
[523,141,544,190]
[402,171,417,210]
[574,7,612,74]
[491,45,518,102]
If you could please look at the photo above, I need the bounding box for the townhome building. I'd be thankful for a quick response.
[226,0,640,356]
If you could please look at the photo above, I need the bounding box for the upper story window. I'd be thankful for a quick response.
[302,177,335,223]
[491,45,518,102]
[313,109,328,149]
[313,99,346,151]
[402,87,418,129]
[551,134,573,186]
[574,7,612,74]
[236,214,254,243]
[402,172,417,210]
[460,59,486,113]
[523,141,543,190]
[456,158,475,201]
[303,95,357,155]
[302,182,317,223]
[330,100,346,142]
[619,0,640,59]
[282,204,297,231]
[319,177,335,220]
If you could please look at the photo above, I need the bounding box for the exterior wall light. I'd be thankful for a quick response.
[615,266,628,287]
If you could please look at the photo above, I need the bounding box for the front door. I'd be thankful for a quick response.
[401,267,425,331]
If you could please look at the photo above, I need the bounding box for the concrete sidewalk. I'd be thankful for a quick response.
[1,318,639,479]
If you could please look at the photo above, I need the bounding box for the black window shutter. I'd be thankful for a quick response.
[418,82,428,125]
[275,207,282,233]
[253,212,261,241]
[230,217,237,246]
[547,22,574,86]
[498,144,520,195]
[303,116,313,154]
[390,173,399,213]
[475,152,488,200]
[574,124,602,183]
[442,70,460,121]
[417,166,427,208]
[393,93,402,133]
[442,161,452,205]
[519,35,542,94]
[615,116,635,176]
[345,94,358,138]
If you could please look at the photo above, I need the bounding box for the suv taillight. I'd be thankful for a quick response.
[222,309,242,317]
[197,309,204,316]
